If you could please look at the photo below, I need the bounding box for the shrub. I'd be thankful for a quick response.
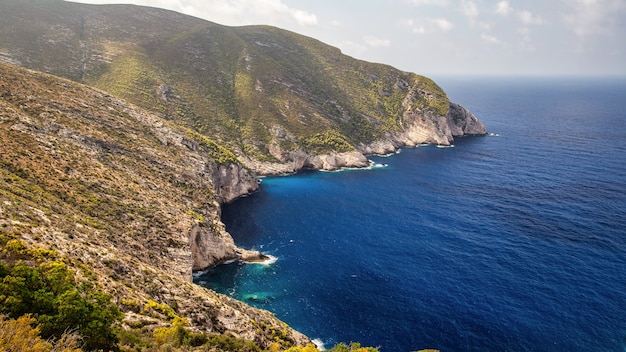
[0,240,122,351]
[185,130,240,165]
[300,130,355,154]
[0,314,82,352]
[286,342,378,352]
[204,334,261,352]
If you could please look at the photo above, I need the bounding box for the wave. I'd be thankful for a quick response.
[312,338,326,351]
[249,254,278,266]
[372,148,402,157]
[192,271,207,279]
[369,161,388,169]
[362,160,388,170]
[320,160,388,173]
[241,291,276,303]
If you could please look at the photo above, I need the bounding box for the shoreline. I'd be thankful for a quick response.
[194,135,489,274]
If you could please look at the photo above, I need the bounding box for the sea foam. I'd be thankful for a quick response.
[250,254,277,266]
[312,338,326,351]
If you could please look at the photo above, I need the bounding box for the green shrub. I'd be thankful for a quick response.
[0,314,82,352]
[185,130,240,165]
[328,342,379,352]
[286,342,378,352]
[204,334,261,352]
[154,317,257,350]
[0,240,122,351]
[300,130,355,154]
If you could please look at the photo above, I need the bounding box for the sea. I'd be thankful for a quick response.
[194,77,626,352]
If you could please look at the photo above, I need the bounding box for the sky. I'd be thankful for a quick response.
[68,0,626,77]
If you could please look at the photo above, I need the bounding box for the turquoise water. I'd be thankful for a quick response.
[195,77,626,351]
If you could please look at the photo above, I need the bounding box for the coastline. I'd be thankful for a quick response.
[187,99,488,348]
[202,124,488,272]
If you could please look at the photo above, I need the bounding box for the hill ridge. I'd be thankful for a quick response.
[0,0,485,175]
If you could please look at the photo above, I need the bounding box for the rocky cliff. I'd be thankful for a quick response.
[0,62,308,348]
[244,98,486,174]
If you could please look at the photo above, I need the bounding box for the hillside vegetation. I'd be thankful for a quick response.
[0,61,310,350]
[0,0,483,174]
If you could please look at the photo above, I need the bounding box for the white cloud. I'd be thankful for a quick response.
[400,19,424,34]
[494,2,542,26]
[460,0,479,19]
[459,0,490,29]
[400,17,455,34]
[481,33,501,44]
[495,1,511,16]
[68,0,317,27]
[290,9,318,26]
[363,36,391,48]
[518,10,543,25]
[432,18,455,31]
[210,0,318,26]
[407,0,449,6]
[563,0,626,37]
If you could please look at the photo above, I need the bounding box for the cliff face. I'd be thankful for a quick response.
[447,102,487,137]
[359,102,487,155]
[0,62,308,347]
[246,100,487,174]
[212,163,259,204]
[190,224,236,272]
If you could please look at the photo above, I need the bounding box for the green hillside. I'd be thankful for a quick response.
[0,61,312,351]
[0,0,460,168]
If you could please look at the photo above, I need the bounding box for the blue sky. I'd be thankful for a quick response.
[69,0,626,77]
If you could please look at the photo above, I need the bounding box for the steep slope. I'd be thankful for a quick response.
[0,0,485,175]
[0,61,308,348]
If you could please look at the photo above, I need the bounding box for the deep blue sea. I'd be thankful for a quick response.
[195,77,626,352]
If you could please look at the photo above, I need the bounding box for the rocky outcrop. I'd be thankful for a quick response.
[190,223,237,272]
[304,150,370,170]
[189,206,268,272]
[387,97,487,148]
[394,112,454,146]
[185,161,266,270]
[447,102,487,136]
[248,101,487,174]
[243,149,370,175]
[212,163,259,204]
